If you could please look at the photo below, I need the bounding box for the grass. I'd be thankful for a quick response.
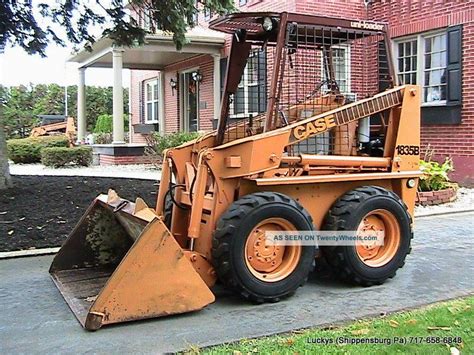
[189,295,473,354]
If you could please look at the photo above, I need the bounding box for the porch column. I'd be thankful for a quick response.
[112,48,125,144]
[159,72,166,134]
[212,54,221,125]
[77,68,86,142]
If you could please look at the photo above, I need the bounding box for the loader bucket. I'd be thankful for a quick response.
[49,190,215,330]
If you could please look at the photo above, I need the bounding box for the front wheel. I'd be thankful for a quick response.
[321,186,413,286]
[212,192,316,303]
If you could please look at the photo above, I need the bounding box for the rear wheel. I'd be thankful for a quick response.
[212,192,316,303]
[321,186,412,286]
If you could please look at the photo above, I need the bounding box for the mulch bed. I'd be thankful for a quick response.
[0,175,158,252]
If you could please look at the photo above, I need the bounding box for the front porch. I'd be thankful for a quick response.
[68,27,225,164]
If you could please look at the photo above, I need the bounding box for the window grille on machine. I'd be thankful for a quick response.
[220,18,390,158]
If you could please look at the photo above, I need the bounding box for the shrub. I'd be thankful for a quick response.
[92,132,130,144]
[93,114,129,133]
[148,131,201,155]
[41,146,92,168]
[419,158,458,192]
[7,135,69,164]
[144,131,201,168]
[93,114,113,133]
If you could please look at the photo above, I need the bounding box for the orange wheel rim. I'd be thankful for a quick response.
[356,209,400,267]
[244,218,301,282]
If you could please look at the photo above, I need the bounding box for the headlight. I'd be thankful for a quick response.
[407,178,416,188]
[262,17,273,32]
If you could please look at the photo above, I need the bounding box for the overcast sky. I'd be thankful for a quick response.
[0,43,131,88]
[0,1,130,88]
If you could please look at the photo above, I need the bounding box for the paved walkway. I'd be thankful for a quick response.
[0,212,472,353]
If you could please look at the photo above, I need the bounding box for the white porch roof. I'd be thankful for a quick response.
[68,26,226,69]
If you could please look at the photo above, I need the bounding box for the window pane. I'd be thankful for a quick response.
[425,38,431,53]
[422,33,447,103]
[234,88,245,114]
[147,103,153,121]
[153,102,158,121]
[397,40,417,85]
[440,85,447,101]
[398,43,404,57]
[432,52,442,68]
[248,85,259,113]
[433,35,442,52]
[425,54,431,69]
[154,83,158,100]
[146,84,152,101]
[398,58,404,72]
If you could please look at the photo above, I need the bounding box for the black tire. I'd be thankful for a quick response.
[321,186,413,286]
[212,192,316,303]
[163,192,173,229]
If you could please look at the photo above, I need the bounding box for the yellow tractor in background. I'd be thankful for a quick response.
[50,12,421,330]
[30,116,76,145]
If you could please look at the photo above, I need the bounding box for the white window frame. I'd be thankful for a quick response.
[144,78,159,124]
[230,49,262,119]
[393,29,448,107]
[321,44,351,95]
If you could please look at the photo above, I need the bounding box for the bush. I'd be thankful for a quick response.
[92,132,130,144]
[93,114,129,133]
[41,146,92,168]
[7,135,69,164]
[419,158,458,192]
[144,131,201,168]
[148,131,201,155]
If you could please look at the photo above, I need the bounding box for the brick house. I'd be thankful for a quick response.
[69,0,472,184]
[126,0,473,185]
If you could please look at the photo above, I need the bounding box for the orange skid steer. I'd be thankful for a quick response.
[50,12,421,330]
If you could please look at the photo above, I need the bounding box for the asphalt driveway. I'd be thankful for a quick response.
[0,212,473,354]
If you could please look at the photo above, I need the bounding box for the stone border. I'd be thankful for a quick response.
[416,188,457,206]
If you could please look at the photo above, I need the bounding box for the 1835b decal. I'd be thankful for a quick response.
[396,145,419,155]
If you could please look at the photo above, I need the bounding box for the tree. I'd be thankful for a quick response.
[1,1,235,56]
[0,105,12,189]
[0,0,235,189]
[1,84,129,139]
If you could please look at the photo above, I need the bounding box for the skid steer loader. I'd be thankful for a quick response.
[50,12,421,330]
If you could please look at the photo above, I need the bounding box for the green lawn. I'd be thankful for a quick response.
[193,295,473,354]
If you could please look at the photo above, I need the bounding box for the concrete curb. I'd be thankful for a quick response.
[0,247,60,260]
[1,209,472,260]
[415,208,474,218]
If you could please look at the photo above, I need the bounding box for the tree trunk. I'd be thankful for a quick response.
[0,108,12,189]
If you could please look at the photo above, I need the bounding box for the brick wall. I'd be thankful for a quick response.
[369,0,474,185]
[127,1,473,183]
[130,69,160,143]
[162,54,216,133]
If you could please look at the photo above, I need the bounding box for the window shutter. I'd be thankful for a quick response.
[257,49,267,113]
[447,25,462,106]
[378,40,391,91]
[220,57,228,100]
[139,81,145,123]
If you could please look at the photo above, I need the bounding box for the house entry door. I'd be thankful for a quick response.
[181,72,198,132]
